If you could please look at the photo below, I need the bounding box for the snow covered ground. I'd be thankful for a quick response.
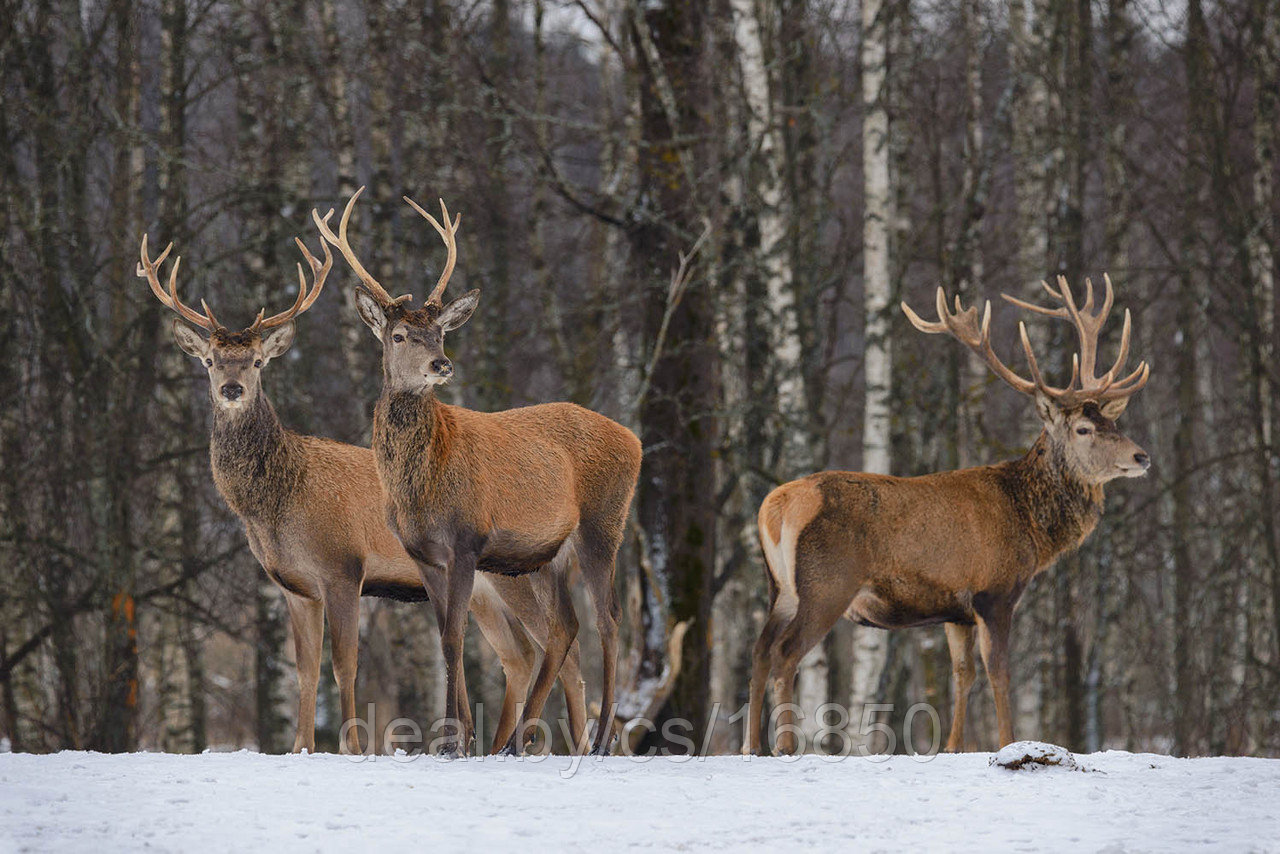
[2,747,1278,852]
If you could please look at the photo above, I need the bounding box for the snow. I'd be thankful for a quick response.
[2,749,1278,852]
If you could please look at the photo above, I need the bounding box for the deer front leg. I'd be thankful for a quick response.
[323,578,363,755]
[439,553,476,759]
[283,591,323,754]
[976,606,1015,748]
[943,622,977,752]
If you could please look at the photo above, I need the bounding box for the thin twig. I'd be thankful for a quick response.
[633,221,712,413]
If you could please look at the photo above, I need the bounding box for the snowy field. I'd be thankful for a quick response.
[2,747,1278,852]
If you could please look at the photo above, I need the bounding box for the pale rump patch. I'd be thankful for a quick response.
[759,521,793,615]
[758,480,824,617]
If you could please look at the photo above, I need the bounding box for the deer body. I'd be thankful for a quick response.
[319,190,642,757]
[373,391,640,757]
[747,276,1150,755]
[760,437,1104,633]
[375,394,637,576]
[140,227,588,756]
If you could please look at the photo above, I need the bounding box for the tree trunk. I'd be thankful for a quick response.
[1172,0,1211,755]
[1247,0,1280,683]
[850,0,893,725]
[96,0,144,754]
[629,0,720,751]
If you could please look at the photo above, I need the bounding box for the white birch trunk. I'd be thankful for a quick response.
[732,0,804,464]
[1008,0,1053,742]
[861,0,892,478]
[727,0,828,749]
[851,0,892,721]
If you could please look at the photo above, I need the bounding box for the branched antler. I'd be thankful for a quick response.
[403,196,461,308]
[250,213,335,332]
[1002,274,1149,402]
[902,274,1149,408]
[137,234,221,331]
[313,187,413,308]
[139,213,334,335]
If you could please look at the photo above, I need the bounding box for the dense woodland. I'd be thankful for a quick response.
[1,0,1277,758]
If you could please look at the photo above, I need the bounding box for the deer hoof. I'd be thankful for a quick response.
[437,743,468,760]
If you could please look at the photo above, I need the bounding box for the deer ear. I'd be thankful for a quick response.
[1034,389,1064,427]
[260,322,295,363]
[438,289,480,332]
[172,319,210,360]
[1098,397,1129,420]
[354,289,386,341]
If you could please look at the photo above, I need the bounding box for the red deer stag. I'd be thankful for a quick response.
[138,220,588,755]
[315,188,642,757]
[746,275,1150,754]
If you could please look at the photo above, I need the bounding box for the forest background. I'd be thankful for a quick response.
[1,0,1277,757]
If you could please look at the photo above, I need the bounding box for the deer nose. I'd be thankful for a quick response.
[220,382,244,401]
[430,358,453,377]
[1134,451,1150,469]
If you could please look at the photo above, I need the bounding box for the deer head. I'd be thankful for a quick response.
[138,219,333,412]
[313,187,480,394]
[903,274,1152,485]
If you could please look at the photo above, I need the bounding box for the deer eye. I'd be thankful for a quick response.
[1076,426,1092,436]
[254,359,263,368]
[205,358,213,367]
[392,333,405,343]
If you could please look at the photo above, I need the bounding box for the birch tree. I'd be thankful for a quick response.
[851,0,893,720]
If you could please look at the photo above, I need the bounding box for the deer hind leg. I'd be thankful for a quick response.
[500,565,579,756]
[976,606,1015,748]
[283,591,323,754]
[470,600,536,755]
[768,597,847,756]
[745,576,787,756]
[558,639,589,754]
[943,622,977,752]
[577,524,624,756]
[323,578,363,755]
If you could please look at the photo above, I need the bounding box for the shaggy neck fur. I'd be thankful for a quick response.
[998,431,1105,567]
[373,388,454,512]
[209,393,304,523]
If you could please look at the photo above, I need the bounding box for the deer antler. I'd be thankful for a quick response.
[313,187,413,308]
[402,196,461,308]
[137,234,222,331]
[902,288,1044,397]
[1001,274,1149,403]
[903,275,1150,408]
[250,212,335,332]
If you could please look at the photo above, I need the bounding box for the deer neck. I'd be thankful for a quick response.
[373,388,454,499]
[1005,431,1105,566]
[209,393,304,523]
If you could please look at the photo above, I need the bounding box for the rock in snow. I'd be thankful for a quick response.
[990,740,1084,772]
